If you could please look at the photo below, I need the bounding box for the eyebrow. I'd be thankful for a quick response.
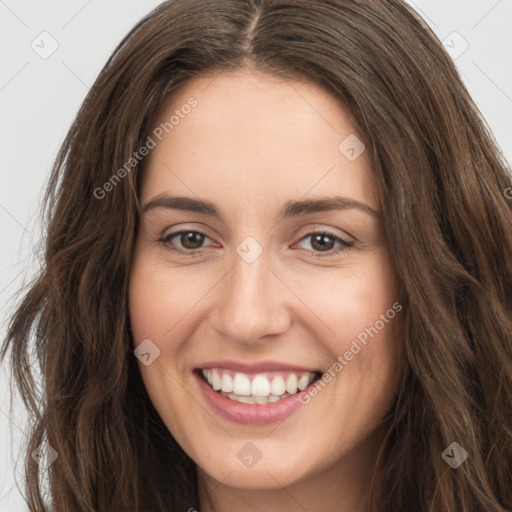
[141,194,382,220]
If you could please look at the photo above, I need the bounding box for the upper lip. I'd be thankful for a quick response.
[196,359,322,374]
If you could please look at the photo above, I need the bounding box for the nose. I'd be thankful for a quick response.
[208,247,291,345]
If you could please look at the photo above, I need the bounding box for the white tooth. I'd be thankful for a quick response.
[254,395,269,404]
[221,373,233,393]
[211,369,221,390]
[297,373,312,391]
[247,396,260,404]
[204,369,213,386]
[233,372,251,396]
[268,395,280,403]
[270,375,286,396]
[251,375,271,397]
[236,395,252,404]
[286,373,298,394]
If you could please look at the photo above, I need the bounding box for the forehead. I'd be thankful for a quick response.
[141,68,379,215]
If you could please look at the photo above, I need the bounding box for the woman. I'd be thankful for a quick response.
[2,0,511,511]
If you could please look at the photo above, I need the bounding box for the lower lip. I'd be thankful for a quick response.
[194,371,307,425]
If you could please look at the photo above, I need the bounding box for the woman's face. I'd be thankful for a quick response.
[129,68,403,498]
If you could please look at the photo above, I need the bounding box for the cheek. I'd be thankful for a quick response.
[296,255,399,349]
[128,259,188,419]
[128,257,193,346]
[128,268,161,347]
[297,253,403,408]
[128,259,182,363]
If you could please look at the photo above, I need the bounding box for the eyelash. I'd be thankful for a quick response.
[158,229,355,258]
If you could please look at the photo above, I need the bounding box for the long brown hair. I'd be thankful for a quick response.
[2,0,511,510]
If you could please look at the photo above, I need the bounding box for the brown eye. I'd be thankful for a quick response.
[309,233,337,252]
[160,230,212,253]
[294,231,354,258]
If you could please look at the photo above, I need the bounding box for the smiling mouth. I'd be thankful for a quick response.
[197,368,323,405]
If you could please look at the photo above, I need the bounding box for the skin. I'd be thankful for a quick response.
[129,66,404,512]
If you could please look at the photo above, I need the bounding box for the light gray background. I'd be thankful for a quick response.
[0,1,511,510]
